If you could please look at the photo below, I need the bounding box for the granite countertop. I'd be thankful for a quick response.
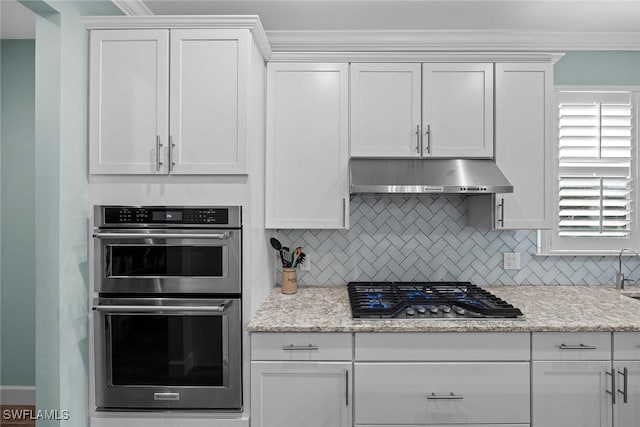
[247,285,640,332]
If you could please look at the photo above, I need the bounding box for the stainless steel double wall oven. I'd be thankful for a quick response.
[92,206,242,411]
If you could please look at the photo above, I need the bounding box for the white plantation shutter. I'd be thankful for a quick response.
[558,92,634,238]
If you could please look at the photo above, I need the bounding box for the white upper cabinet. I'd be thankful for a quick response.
[422,63,494,158]
[265,63,349,229]
[350,63,422,157]
[90,30,169,174]
[90,28,253,175]
[495,62,553,229]
[169,29,249,174]
[350,62,493,158]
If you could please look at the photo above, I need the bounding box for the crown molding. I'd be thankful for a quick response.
[110,0,153,16]
[266,30,640,53]
[82,15,272,60]
[269,51,565,63]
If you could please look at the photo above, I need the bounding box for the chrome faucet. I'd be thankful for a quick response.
[616,248,640,290]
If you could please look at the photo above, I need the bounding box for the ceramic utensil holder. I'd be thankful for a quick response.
[281,267,298,294]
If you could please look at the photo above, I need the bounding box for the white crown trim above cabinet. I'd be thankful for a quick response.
[87,17,270,175]
[265,63,350,229]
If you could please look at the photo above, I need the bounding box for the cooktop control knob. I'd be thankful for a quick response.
[441,306,452,313]
[455,308,466,316]
[416,305,427,315]
[429,306,439,314]
[405,307,416,316]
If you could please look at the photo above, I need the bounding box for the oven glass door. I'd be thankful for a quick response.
[94,298,242,410]
[94,229,241,294]
[107,244,225,278]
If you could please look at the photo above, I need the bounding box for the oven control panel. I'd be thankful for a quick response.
[100,206,239,227]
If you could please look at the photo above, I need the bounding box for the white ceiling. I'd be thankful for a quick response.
[138,0,640,32]
[1,0,35,39]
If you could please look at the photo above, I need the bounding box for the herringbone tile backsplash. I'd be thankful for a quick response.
[277,195,640,286]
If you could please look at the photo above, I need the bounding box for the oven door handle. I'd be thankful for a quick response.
[93,231,231,240]
[92,302,231,313]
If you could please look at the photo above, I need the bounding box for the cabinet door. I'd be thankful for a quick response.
[355,362,529,425]
[350,63,421,157]
[614,361,640,427]
[251,361,351,427]
[532,361,613,427]
[265,63,349,229]
[169,29,249,175]
[495,63,553,229]
[90,30,169,174]
[422,63,493,158]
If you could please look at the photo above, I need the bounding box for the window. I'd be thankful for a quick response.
[539,88,639,255]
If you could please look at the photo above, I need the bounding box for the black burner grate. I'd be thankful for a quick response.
[348,281,523,319]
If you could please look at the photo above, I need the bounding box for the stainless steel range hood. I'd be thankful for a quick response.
[350,159,513,194]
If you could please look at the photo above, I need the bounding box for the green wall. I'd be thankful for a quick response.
[16,1,121,425]
[0,39,36,387]
[555,51,640,85]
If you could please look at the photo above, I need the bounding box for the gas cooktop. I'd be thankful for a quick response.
[347,281,524,320]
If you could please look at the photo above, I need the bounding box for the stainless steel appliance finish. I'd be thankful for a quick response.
[93,297,242,410]
[93,206,241,294]
[92,206,243,411]
[349,159,514,194]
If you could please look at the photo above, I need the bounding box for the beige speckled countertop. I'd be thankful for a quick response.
[247,285,640,332]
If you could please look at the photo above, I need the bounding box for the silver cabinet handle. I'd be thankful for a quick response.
[169,135,176,172]
[415,124,420,154]
[281,344,319,351]
[424,124,431,155]
[93,231,230,240]
[343,198,347,227]
[498,198,505,227]
[156,135,164,172]
[345,370,349,406]
[618,367,628,404]
[558,344,597,350]
[607,369,616,404]
[93,303,230,313]
[426,392,464,400]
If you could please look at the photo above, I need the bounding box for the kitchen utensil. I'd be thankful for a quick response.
[292,247,302,266]
[270,237,282,251]
[270,238,287,266]
[282,246,290,267]
[294,252,305,268]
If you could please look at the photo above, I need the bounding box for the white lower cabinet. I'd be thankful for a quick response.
[613,361,640,427]
[250,361,351,427]
[532,361,613,427]
[355,362,530,425]
[532,332,614,427]
[354,332,530,427]
[614,332,640,427]
[250,332,352,427]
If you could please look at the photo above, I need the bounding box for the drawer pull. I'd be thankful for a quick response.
[426,392,464,400]
[558,343,597,350]
[607,369,616,404]
[281,344,319,351]
[618,367,629,404]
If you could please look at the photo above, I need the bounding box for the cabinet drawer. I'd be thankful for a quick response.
[355,362,530,425]
[251,332,352,361]
[614,332,640,360]
[356,332,530,361]
[532,332,611,360]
